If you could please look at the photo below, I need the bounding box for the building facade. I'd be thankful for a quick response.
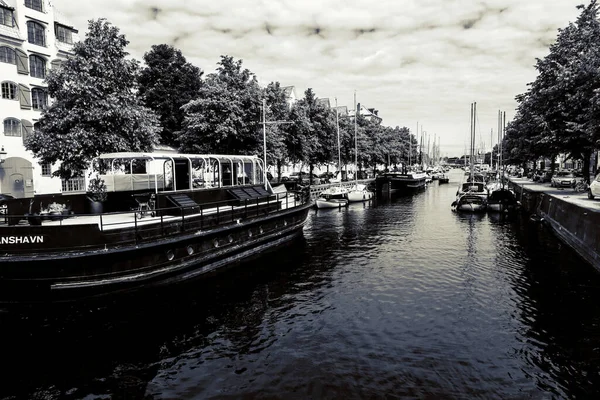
[0,0,78,198]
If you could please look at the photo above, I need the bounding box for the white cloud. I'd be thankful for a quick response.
[52,0,583,156]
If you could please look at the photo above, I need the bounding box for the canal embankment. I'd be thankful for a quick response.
[509,177,600,272]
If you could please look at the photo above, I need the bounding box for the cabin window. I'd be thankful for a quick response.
[40,163,51,176]
[0,7,14,27]
[0,46,15,64]
[31,87,47,110]
[30,55,46,78]
[25,0,43,12]
[27,21,46,47]
[3,118,21,136]
[1,81,18,100]
[61,177,85,192]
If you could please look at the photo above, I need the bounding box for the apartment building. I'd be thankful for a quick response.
[0,0,78,198]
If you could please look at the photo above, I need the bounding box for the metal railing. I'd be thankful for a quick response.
[1,190,310,242]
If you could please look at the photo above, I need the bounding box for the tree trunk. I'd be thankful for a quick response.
[583,149,592,182]
[276,159,282,183]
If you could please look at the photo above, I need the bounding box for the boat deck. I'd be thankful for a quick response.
[1,193,302,231]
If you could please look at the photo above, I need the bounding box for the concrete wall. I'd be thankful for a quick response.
[510,181,600,272]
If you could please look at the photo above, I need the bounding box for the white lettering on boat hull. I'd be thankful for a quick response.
[0,236,44,244]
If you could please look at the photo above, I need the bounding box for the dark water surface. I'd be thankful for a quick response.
[2,170,600,399]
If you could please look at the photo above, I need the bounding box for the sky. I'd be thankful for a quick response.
[52,0,585,157]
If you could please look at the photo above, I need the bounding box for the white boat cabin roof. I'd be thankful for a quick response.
[96,152,261,162]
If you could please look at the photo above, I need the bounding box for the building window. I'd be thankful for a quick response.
[61,177,85,192]
[30,55,46,79]
[1,82,18,100]
[0,7,13,27]
[3,118,21,136]
[0,46,15,64]
[25,0,43,12]
[27,21,46,47]
[31,88,47,110]
[55,25,73,44]
[40,163,52,177]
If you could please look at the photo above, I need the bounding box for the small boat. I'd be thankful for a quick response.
[487,188,519,212]
[452,101,487,213]
[452,193,487,212]
[346,92,374,203]
[438,174,449,184]
[316,186,349,208]
[317,96,350,210]
[347,183,373,203]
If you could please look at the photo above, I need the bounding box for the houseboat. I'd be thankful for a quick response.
[375,171,428,194]
[0,152,312,304]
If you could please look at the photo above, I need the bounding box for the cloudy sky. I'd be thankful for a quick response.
[52,0,584,157]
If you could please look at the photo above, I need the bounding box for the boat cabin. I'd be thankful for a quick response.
[2,152,275,224]
[93,152,273,213]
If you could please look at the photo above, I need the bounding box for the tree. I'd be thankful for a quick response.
[25,18,160,179]
[285,89,337,179]
[505,1,600,179]
[262,82,291,181]
[179,56,262,154]
[138,44,203,147]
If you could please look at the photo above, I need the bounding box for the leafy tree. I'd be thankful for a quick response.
[179,56,262,154]
[284,89,337,179]
[138,44,203,147]
[262,82,291,182]
[25,18,160,179]
[505,1,600,179]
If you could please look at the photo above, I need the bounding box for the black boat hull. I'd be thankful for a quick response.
[0,204,311,304]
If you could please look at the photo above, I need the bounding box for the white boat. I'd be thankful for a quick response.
[347,183,373,202]
[346,92,374,203]
[316,186,349,208]
[317,98,350,209]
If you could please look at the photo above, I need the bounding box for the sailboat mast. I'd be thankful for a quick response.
[335,98,341,186]
[470,102,475,180]
[354,91,358,183]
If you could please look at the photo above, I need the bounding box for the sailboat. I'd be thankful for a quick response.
[487,110,519,212]
[347,92,374,203]
[316,98,349,209]
[452,102,487,212]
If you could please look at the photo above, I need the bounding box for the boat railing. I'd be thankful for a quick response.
[1,191,308,237]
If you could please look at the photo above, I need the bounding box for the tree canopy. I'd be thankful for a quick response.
[179,56,262,154]
[138,44,203,148]
[504,1,600,177]
[25,18,160,179]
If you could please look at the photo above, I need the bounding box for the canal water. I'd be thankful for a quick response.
[2,169,600,399]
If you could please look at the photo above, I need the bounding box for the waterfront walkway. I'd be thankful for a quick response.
[509,177,600,213]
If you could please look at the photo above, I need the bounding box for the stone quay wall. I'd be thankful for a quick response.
[509,180,600,272]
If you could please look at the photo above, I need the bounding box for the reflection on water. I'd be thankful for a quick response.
[2,170,600,399]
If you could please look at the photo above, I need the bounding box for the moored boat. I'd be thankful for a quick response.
[316,186,349,208]
[375,171,428,194]
[487,188,519,212]
[452,193,487,212]
[0,152,312,304]
[347,183,373,203]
